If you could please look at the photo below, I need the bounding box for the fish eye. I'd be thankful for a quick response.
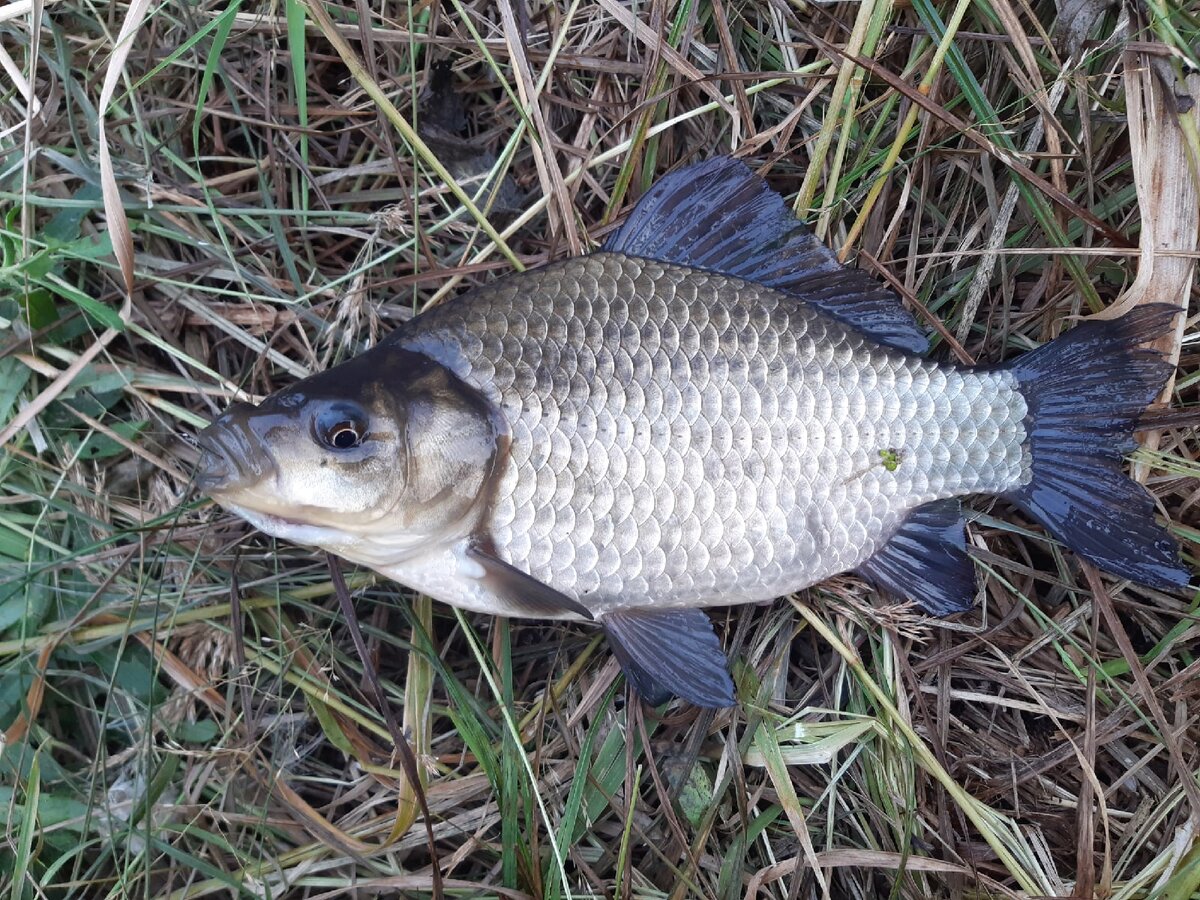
[314,403,369,452]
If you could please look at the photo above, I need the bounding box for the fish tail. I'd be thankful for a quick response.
[1002,304,1190,589]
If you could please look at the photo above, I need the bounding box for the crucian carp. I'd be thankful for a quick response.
[197,157,1189,708]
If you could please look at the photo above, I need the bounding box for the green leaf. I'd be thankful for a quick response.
[110,647,162,704]
[0,231,15,269]
[546,680,616,900]
[42,184,102,244]
[0,545,53,634]
[172,719,220,744]
[0,527,31,559]
[72,420,146,462]
[54,366,130,405]
[0,670,35,745]
[307,693,356,758]
[35,274,123,331]
[675,761,714,827]
[9,752,40,900]
[578,714,647,840]
[49,233,113,262]
[0,787,90,831]
[143,829,254,896]
[745,715,879,766]
[286,0,310,185]
[1164,838,1200,900]
[193,0,242,159]
[0,358,32,424]
[18,289,58,330]
[19,249,55,280]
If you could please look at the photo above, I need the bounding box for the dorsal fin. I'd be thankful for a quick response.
[603,157,929,355]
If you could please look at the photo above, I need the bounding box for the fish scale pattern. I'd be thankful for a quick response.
[401,253,1030,614]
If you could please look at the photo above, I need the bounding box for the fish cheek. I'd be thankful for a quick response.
[265,444,342,513]
[327,448,404,517]
[263,429,398,519]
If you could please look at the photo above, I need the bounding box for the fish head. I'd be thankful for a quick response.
[196,347,499,564]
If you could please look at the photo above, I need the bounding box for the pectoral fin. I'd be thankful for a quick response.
[464,543,594,620]
[600,607,736,708]
[856,499,977,616]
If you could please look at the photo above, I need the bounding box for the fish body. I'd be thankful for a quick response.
[198,158,1189,707]
[389,253,1026,616]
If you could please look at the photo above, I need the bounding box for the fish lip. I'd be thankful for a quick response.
[194,430,232,491]
[195,459,230,492]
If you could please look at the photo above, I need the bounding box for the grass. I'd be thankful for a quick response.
[1,0,1199,897]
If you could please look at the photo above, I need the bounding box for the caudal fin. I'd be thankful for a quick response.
[1003,305,1190,589]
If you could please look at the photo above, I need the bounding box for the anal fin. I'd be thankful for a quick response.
[600,607,735,708]
[608,653,674,707]
[856,499,977,616]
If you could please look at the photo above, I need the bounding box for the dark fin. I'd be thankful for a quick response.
[600,607,735,708]
[1003,305,1190,589]
[465,543,595,619]
[609,653,674,707]
[603,156,929,354]
[856,500,977,616]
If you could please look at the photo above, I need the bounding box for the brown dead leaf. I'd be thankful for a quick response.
[1054,0,1116,61]
[1100,62,1197,346]
[97,0,153,296]
[1101,60,1198,477]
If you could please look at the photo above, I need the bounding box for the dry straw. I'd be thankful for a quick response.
[0,0,1196,897]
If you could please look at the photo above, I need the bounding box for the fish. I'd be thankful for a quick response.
[196,157,1190,709]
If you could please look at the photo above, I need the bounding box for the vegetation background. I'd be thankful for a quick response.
[0,0,1197,896]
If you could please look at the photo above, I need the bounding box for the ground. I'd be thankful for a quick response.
[0,0,1198,897]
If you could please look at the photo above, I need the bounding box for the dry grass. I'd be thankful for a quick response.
[1,0,1198,897]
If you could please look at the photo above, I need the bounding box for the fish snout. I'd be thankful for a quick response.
[195,404,274,494]
[195,436,228,492]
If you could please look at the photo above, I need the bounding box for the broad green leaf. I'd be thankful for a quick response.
[0,358,32,424]
[18,289,58,330]
[41,184,102,244]
[36,274,124,331]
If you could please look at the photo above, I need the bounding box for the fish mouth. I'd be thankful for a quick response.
[195,429,243,493]
[236,505,307,532]
[195,405,276,494]
[195,432,233,492]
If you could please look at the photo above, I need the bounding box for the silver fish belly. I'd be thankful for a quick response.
[394,253,1029,617]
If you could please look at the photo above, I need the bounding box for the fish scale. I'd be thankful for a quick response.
[398,252,1031,615]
